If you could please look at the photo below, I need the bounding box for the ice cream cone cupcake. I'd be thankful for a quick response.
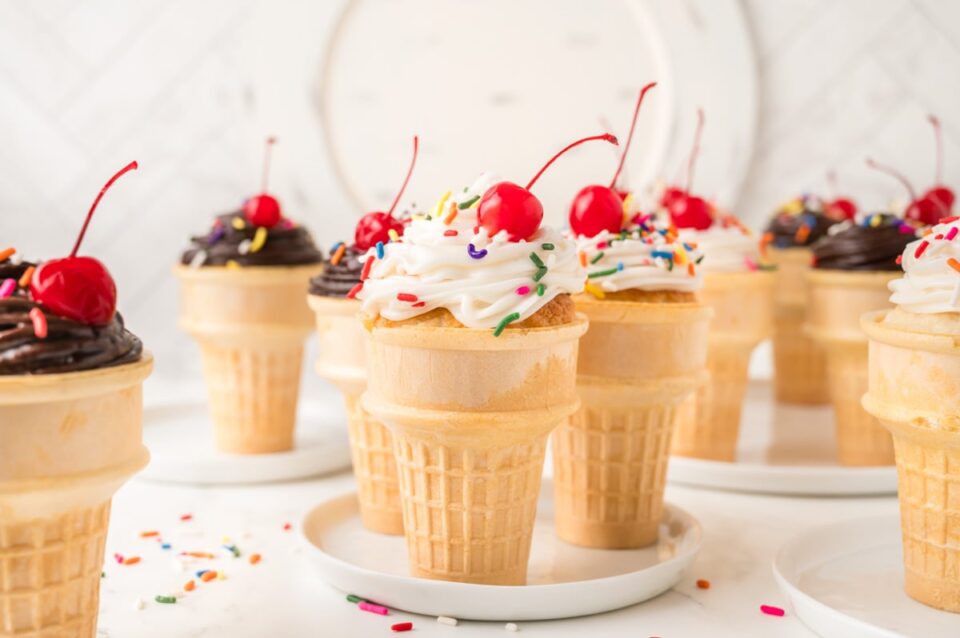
[359,134,610,584]
[806,213,918,466]
[0,164,151,637]
[177,139,322,454]
[764,194,849,404]
[862,214,960,612]
[306,137,421,535]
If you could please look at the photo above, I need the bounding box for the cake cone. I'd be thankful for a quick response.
[862,310,960,612]
[363,318,587,585]
[308,295,402,535]
[176,265,319,453]
[0,356,152,637]
[672,271,775,461]
[807,270,895,466]
[552,298,711,548]
[768,247,829,404]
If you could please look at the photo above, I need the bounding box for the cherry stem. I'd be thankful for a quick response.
[386,135,419,218]
[261,136,277,193]
[826,169,837,197]
[866,157,917,203]
[929,115,943,185]
[609,81,657,189]
[526,133,618,191]
[70,161,138,258]
[685,108,705,193]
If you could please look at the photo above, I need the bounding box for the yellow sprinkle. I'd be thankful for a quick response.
[585,282,605,299]
[250,227,268,253]
[782,199,803,215]
[231,217,246,230]
[469,196,481,209]
[674,245,688,266]
[226,260,240,270]
[432,191,452,218]
[221,536,231,544]
[217,571,226,580]
[388,229,400,242]
[870,214,882,228]
[621,193,634,215]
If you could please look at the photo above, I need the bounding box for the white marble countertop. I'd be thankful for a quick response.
[98,467,897,637]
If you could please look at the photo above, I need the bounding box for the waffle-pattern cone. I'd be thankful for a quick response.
[177,265,319,453]
[308,295,402,535]
[807,270,896,466]
[363,317,587,585]
[769,247,829,404]
[672,271,775,461]
[862,310,960,612]
[553,298,711,548]
[0,357,152,637]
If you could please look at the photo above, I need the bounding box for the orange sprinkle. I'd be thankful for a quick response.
[794,224,811,243]
[140,531,160,538]
[687,263,695,276]
[123,556,141,566]
[18,266,34,288]
[759,232,773,258]
[183,551,216,559]
[249,553,262,565]
[948,258,960,273]
[330,243,346,266]
[201,570,218,582]
[184,580,196,592]
[579,251,587,268]
[696,579,711,589]
[0,248,14,262]
[443,201,458,225]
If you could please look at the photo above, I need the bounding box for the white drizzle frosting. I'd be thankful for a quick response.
[677,224,762,273]
[889,218,960,313]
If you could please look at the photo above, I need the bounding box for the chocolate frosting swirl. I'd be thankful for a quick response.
[309,244,363,297]
[0,260,143,375]
[812,215,918,271]
[766,201,841,248]
[181,211,323,267]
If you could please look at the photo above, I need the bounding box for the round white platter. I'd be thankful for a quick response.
[773,515,957,638]
[300,479,702,621]
[667,381,898,496]
[138,398,351,485]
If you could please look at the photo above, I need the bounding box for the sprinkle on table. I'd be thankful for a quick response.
[346,594,365,604]
[201,570,218,582]
[696,579,710,589]
[122,556,141,566]
[180,514,193,522]
[493,312,521,337]
[437,616,458,626]
[155,595,177,605]
[140,531,160,538]
[0,279,15,299]
[760,604,785,617]
[391,622,413,632]
[183,580,196,592]
[358,601,389,615]
[249,553,262,565]
[283,522,292,531]
[29,307,48,339]
[505,622,519,632]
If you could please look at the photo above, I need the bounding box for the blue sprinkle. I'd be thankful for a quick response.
[196,570,209,578]
[467,243,488,259]
[376,241,385,259]
[161,543,171,550]
[651,250,673,260]
[617,262,625,271]
[329,241,343,254]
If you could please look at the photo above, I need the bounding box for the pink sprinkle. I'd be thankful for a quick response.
[760,605,785,617]
[516,286,531,296]
[114,553,124,564]
[443,229,458,237]
[283,522,292,531]
[947,226,958,241]
[0,279,15,298]
[358,601,388,615]
[596,241,608,249]
[180,514,193,522]
[744,256,758,271]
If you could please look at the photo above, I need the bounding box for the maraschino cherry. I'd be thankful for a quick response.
[922,115,955,213]
[824,170,858,220]
[662,109,713,230]
[354,136,418,251]
[479,133,619,241]
[568,82,657,238]
[866,157,944,226]
[243,136,282,228]
[30,161,138,326]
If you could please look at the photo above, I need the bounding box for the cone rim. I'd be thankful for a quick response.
[366,314,588,351]
[0,352,153,404]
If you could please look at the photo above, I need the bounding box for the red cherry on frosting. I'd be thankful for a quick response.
[480,133,619,241]
[670,195,713,230]
[244,137,282,228]
[354,136,419,251]
[568,82,656,238]
[30,161,138,326]
[660,186,687,210]
[826,197,857,220]
[924,186,955,213]
[866,157,947,226]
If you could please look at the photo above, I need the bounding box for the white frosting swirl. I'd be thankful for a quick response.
[677,222,763,273]
[575,220,703,293]
[889,218,960,313]
[357,174,586,328]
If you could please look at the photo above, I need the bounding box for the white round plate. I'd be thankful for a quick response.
[667,381,897,496]
[300,480,702,621]
[774,515,957,638]
[138,399,351,485]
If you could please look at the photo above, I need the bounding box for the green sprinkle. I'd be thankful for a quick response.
[346,594,365,604]
[533,267,548,282]
[155,595,177,604]
[695,255,705,264]
[588,267,619,278]
[620,230,628,240]
[536,283,545,296]
[759,263,778,271]
[493,312,521,337]
[590,251,604,264]
[458,195,480,209]
[529,252,545,268]
[101,571,105,578]
[540,243,555,251]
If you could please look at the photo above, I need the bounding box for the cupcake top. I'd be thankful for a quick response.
[812,213,919,271]
[181,211,323,268]
[575,215,703,296]
[309,243,364,297]
[0,252,142,375]
[676,214,765,273]
[765,196,844,248]
[888,216,960,314]
[358,173,585,331]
